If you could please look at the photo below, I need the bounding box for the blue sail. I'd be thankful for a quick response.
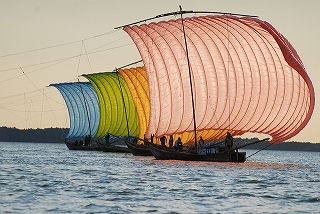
[50,82,100,139]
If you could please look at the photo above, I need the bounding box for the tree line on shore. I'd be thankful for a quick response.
[0,126,68,143]
[0,126,319,152]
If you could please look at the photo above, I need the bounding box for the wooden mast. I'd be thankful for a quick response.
[114,60,142,139]
[116,71,131,138]
[179,5,198,152]
[78,80,92,143]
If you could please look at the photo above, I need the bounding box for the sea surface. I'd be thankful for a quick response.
[0,142,319,214]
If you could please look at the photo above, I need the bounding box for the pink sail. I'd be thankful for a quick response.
[123,15,315,143]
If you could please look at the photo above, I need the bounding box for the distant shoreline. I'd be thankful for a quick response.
[0,126,319,152]
[0,126,68,144]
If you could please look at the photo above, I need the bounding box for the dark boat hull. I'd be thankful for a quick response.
[147,141,246,162]
[97,142,131,153]
[65,142,101,151]
[125,140,153,156]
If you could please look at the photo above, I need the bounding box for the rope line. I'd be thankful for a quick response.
[246,141,276,159]
[0,41,132,74]
[83,41,93,74]
[0,30,118,58]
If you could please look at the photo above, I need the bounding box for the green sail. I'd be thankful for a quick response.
[83,72,139,138]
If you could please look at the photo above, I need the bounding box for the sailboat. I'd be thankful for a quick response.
[82,71,142,153]
[51,81,130,153]
[96,136,131,153]
[122,136,150,156]
[50,82,101,151]
[115,6,315,162]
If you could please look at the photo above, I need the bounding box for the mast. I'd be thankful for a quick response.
[115,71,131,138]
[77,80,92,138]
[179,5,198,152]
[113,60,143,138]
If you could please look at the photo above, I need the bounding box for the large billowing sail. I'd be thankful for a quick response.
[83,72,139,138]
[50,82,100,139]
[119,66,241,144]
[123,15,315,143]
[118,67,150,140]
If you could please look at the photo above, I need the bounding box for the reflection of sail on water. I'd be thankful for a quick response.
[50,82,100,139]
[122,12,315,144]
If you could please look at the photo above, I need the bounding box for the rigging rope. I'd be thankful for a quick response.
[83,40,93,74]
[20,67,43,95]
[19,67,63,128]
[246,141,277,159]
[76,42,84,80]
[0,40,132,74]
[0,30,118,58]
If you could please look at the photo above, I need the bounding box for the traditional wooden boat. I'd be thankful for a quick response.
[146,138,269,162]
[147,141,245,162]
[52,82,101,151]
[97,141,131,153]
[124,140,153,156]
[61,137,101,151]
[115,6,314,162]
[51,6,314,161]
[65,141,100,151]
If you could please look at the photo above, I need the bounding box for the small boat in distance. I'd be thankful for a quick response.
[62,137,100,151]
[51,82,101,151]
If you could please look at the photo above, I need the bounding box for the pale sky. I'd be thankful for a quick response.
[0,0,319,143]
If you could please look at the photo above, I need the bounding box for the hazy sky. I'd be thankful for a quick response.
[1,0,319,143]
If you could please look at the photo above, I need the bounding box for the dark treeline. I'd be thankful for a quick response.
[0,127,68,143]
[0,127,319,152]
[242,139,320,152]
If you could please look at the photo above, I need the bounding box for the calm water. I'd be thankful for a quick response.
[0,142,319,213]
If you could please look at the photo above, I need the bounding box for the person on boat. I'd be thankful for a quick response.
[168,135,174,148]
[84,135,89,146]
[75,140,78,145]
[151,134,154,143]
[225,132,233,149]
[174,137,183,152]
[79,140,83,146]
[143,134,148,146]
[105,133,110,145]
[160,136,167,147]
[199,136,205,148]
[88,135,92,146]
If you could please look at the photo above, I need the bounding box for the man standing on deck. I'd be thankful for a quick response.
[105,133,110,145]
[225,132,233,149]
[160,136,167,147]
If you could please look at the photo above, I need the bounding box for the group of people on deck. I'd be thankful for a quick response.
[84,135,91,146]
[159,135,183,151]
[72,135,91,146]
[129,131,234,152]
[151,131,234,151]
